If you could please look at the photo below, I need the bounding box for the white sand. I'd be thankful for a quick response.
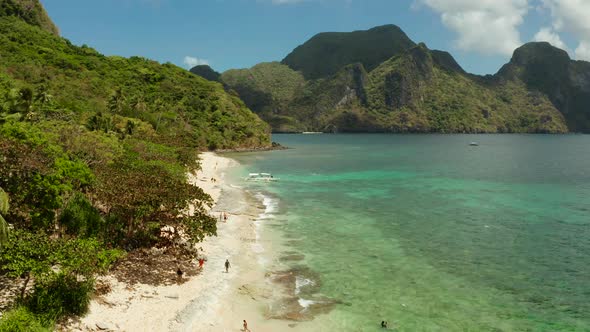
[71,152,305,332]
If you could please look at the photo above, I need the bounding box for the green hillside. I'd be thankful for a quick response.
[189,64,221,82]
[219,27,580,133]
[497,42,590,132]
[0,3,270,329]
[221,62,306,132]
[363,44,566,133]
[282,24,415,80]
[0,17,270,149]
[0,0,58,35]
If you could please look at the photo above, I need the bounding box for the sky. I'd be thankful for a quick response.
[41,0,590,75]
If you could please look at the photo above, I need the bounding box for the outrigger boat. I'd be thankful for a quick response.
[245,173,279,182]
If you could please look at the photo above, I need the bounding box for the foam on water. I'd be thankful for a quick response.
[298,298,316,309]
[250,192,280,266]
[295,276,315,295]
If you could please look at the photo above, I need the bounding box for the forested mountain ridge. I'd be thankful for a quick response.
[496,42,590,132]
[189,65,221,82]
[220,62,307,131]
[194,25,590,133]
[0,16,270,149]
[0,0,58,35]
[0,2,270,329]
[282,24,416,80]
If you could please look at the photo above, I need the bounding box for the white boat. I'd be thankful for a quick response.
[245,173,279,181]
[469,142,479,146]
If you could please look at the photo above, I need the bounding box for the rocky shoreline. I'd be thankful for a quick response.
[215,141,289,153]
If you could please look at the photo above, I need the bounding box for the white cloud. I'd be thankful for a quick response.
[533,27,570,52]
[541,0,590,61]
[575,41,590,61]
[416,0,529,56]
[183,56,209,68]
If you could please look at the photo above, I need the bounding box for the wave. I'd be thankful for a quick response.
[298,298,316,310]
[251,192,280,266]
[295,276,315,295]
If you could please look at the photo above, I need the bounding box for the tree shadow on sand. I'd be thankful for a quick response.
[110,248,201,286]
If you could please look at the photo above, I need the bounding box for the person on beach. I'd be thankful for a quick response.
[225,259,231,273]
[198,258,205,269]
[176,268,183,283]
[223,212,228,222]
[243,320,249,331]
[219,212,223,223]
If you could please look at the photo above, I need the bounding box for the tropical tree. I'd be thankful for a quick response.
[0,187,8,246]
[34,87,53,105]
[108,87,125,114]
[130,95,147,114]
[17,87,34,115]
[2,88,20,113]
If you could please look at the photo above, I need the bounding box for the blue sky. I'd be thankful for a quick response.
[41,0,590,75]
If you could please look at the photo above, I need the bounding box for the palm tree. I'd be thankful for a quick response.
[35,86,53,105]
[0,188,9,246]
[18,87,34,114]
[108,88,126,114]
[153,98,165,132]
[2,87,35,118]
[2,88,20,113]
[130,95,147,114]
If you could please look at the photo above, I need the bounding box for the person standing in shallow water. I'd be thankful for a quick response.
[225,259,231,273]
[243,319,249,331]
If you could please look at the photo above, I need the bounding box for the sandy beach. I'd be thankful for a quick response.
[69,152,310,332]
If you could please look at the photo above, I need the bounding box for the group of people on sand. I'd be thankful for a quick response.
[192,257,230,273]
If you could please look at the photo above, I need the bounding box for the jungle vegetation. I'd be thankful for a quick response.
[0,1,270,329]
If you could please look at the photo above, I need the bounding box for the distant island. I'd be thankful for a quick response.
[192,25,590,134]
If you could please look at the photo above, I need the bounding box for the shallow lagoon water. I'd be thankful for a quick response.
[230,134,590,331]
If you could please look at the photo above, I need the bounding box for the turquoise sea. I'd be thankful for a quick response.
[230,134,590,331]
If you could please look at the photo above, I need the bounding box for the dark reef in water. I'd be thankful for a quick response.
[265,265,341,321]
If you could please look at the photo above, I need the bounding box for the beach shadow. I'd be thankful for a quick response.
[111,248,201,286]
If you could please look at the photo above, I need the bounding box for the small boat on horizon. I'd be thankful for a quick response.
[245,173,279,182]
[469,142,479,146]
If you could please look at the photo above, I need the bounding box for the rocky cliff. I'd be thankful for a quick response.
[208,26,574,133]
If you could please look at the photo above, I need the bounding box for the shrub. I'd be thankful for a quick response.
[58,192,103,237]
[0,306,49,332]
[27,273,94,325]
